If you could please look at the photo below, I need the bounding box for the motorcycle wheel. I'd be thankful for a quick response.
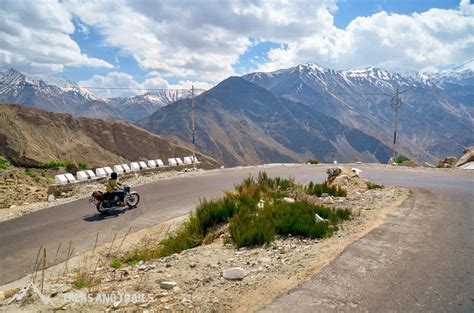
[126,193,140,208]
[96,204,107,214]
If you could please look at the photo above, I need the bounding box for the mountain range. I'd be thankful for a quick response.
[243,64,473,162]
[1,65,472,166]
[138,76,392,166]
[0,69,192,122]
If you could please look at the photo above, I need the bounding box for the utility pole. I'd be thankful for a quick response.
[391,86,401,162]
[191,85,196,170]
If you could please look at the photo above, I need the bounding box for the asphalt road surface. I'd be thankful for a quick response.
[0,165,472,312]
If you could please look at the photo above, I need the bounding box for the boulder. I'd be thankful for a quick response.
[444,156,457,167]
[223,267,245,280]
[326,167,342,184]
[437,156,457,168]
[333,175,350,186]
[323,196,334,204]
[456,146,474,167]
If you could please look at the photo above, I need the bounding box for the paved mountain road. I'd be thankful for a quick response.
[0,165,472,312]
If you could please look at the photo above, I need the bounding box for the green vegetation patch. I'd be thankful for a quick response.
[0,157,8,170]
[120,172,351,264]
[395,155,409,164]
[367,182,384,189]
[306,181,347,197]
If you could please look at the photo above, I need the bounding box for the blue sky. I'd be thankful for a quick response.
[0,0,472,96]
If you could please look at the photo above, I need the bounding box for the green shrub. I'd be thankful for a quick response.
[44,160,63,168]
[24,168,35,178]
[274,201,331,238]
[395,155,409,164]
[306,159,319,165]
[111,259,122,269]
[10,157,18,166]
[229,205,275,248]
[306,181,347,197]
[78,162,88,169]
[0,157,7,170]
[44,160,75,169]
[120,172,352,262]
[334,208,352,221]
[40,171,46,177]
[367,182,384,189]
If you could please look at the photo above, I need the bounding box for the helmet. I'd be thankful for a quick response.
[111,172,118,180]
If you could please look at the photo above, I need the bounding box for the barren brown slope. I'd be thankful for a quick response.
[0,104,220,168]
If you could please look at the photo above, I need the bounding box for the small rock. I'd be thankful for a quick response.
[315,213,325,223]
[351,167,362,175]
[112,301,121,309]
[160,281,177,290]
[223,267,245,280]
[258,257,270,264]
[323,196,334,204]
[321,193,329,198]
[9,205,17,209]
[189,263,196,269]
[47,194,55,202]
[283,197,295,203]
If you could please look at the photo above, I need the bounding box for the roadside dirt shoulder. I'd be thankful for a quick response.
[1,185,410,312]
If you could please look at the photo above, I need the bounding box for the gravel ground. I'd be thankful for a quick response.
[1,185,410,312]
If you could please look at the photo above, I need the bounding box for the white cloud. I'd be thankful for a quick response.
[257,1,474,72]
[79,72,169,98]
[79,71,214,98]
[2,0,472,84]
[0,0,112,74]
[65,0,338,82]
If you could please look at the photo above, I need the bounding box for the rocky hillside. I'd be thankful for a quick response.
[243,64,474,162]
[0,104,220,168]
[138,77,391,166]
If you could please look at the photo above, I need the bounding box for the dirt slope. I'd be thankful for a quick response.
[0,104,220,168]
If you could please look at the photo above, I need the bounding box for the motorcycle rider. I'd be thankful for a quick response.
[106,172,124,205]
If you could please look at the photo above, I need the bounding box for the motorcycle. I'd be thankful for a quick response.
[90,185,140,214]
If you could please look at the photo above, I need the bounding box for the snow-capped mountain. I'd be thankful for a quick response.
[0,69,122,119]
[244,63,473,162]
[138,76,393,166]
[109,90,194,122]
[0,68,102,102]
[0,69,194,121]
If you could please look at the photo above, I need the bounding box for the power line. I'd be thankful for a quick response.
[0,82,191,92]
[399,59,473,95]
[1,59,471,97]
[0,81,391,97]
